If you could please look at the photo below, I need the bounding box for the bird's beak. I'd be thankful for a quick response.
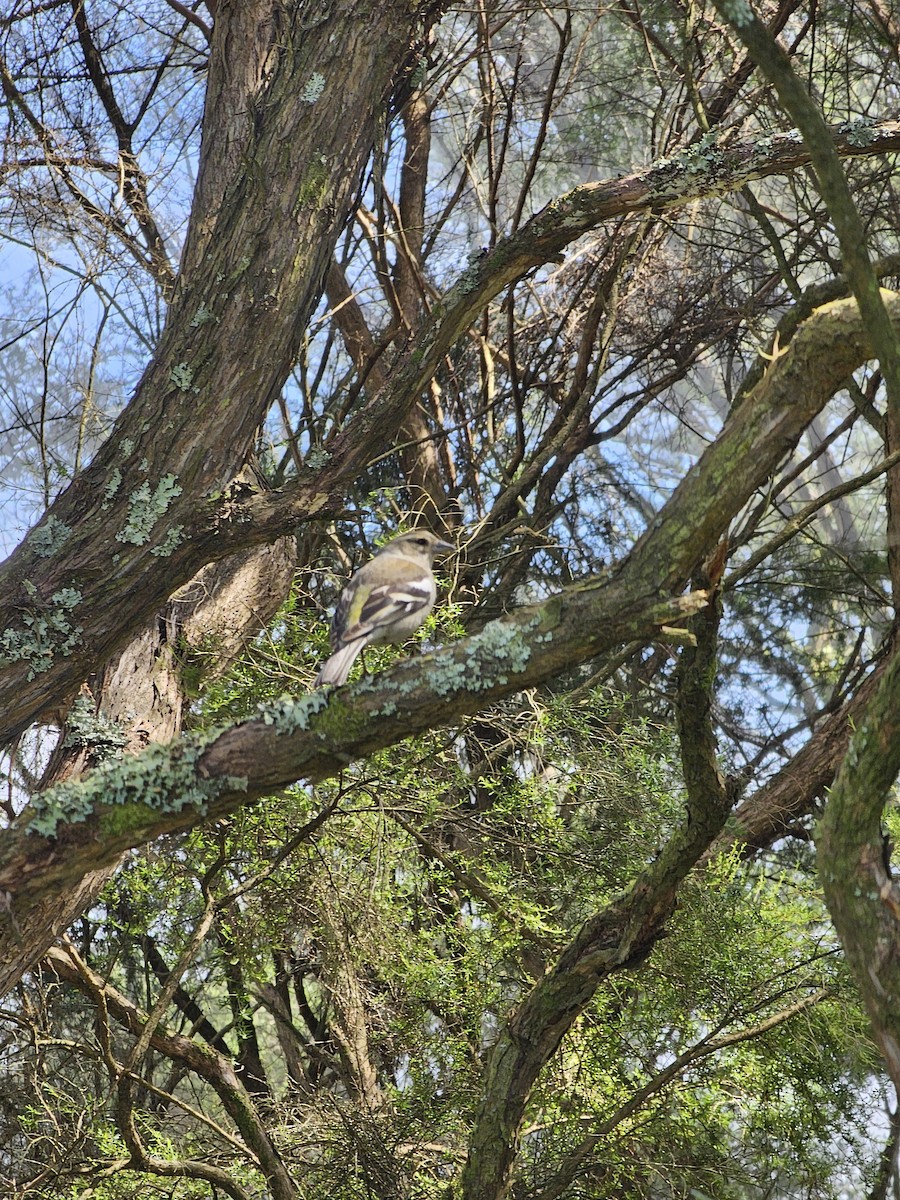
[434,538,455,555]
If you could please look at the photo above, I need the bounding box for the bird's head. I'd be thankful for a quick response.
[378,529,455,563]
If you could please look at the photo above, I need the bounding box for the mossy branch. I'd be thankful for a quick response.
[815,645,900,1087]
[459,608,735,1200]
[675,553,729,827]
[3,292,900,948]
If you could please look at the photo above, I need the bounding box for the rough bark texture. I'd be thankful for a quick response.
[0,0,431,744]
[0,0,427,989]
[1,5,898,1191]
[816,647,900,1088]
[0,536,296,997]
[458,575,732,1200]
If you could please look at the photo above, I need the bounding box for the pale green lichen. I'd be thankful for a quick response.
[447,248,488,303]
[456,617,538,689]
[54,586,82,608]
[151,525,185,557]
[120,438,134,457]
[258,691,330,735]
[648,131,727,198]
[365,616,541,706]
[840,116,879,147]
[29,515,71,558]
[306,448,331,470]
[63,695,128,760]
[426,657,471,697]
[169,362,198,393]
[102,469,122,509]
[0,586,83,678]
[29,726,249,839]
[301,71,326,103]
[117,476,183,546]
[190,304,217,328]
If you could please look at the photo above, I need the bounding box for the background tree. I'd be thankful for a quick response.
[2,0,900,1196]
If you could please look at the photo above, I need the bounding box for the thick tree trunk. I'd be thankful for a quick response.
[0,535,295,998]
[0,0,429,990]
[816,645,900,1088]
[0,0,431,744]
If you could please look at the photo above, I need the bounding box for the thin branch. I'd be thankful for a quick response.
[711,0,900,607]
[70,0,176,287]
[164,0,212,41]
[46,943,299,1200]
[727,445,900,587]
[531,989,829,1200]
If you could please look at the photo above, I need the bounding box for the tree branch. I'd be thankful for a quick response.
[708,646,891,858]
[815,644,900,1088]
[529,988,828,1200]
[43,942,299,1200]
[674,549,728,822]
[3,291,900,989]
[711,0,900,599]
[459,667,735,1200]
[0,0,431,745]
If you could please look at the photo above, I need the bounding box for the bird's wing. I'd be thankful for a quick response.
[343,575,434,643]
[330,552,437,649]
[317,571,434,686]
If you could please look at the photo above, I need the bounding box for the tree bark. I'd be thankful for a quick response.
[816,646,900,1088]
[0,535,295,996]
[460,581,733,1200]
[0,0,432,744]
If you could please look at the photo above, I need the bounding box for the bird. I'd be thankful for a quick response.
[313,529,454,688]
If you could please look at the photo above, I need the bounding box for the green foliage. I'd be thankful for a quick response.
[24,608,879,1198]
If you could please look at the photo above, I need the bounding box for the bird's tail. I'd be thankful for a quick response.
[313,640,365,688]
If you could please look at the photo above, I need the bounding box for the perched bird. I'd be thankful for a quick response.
[313,530,454,688]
